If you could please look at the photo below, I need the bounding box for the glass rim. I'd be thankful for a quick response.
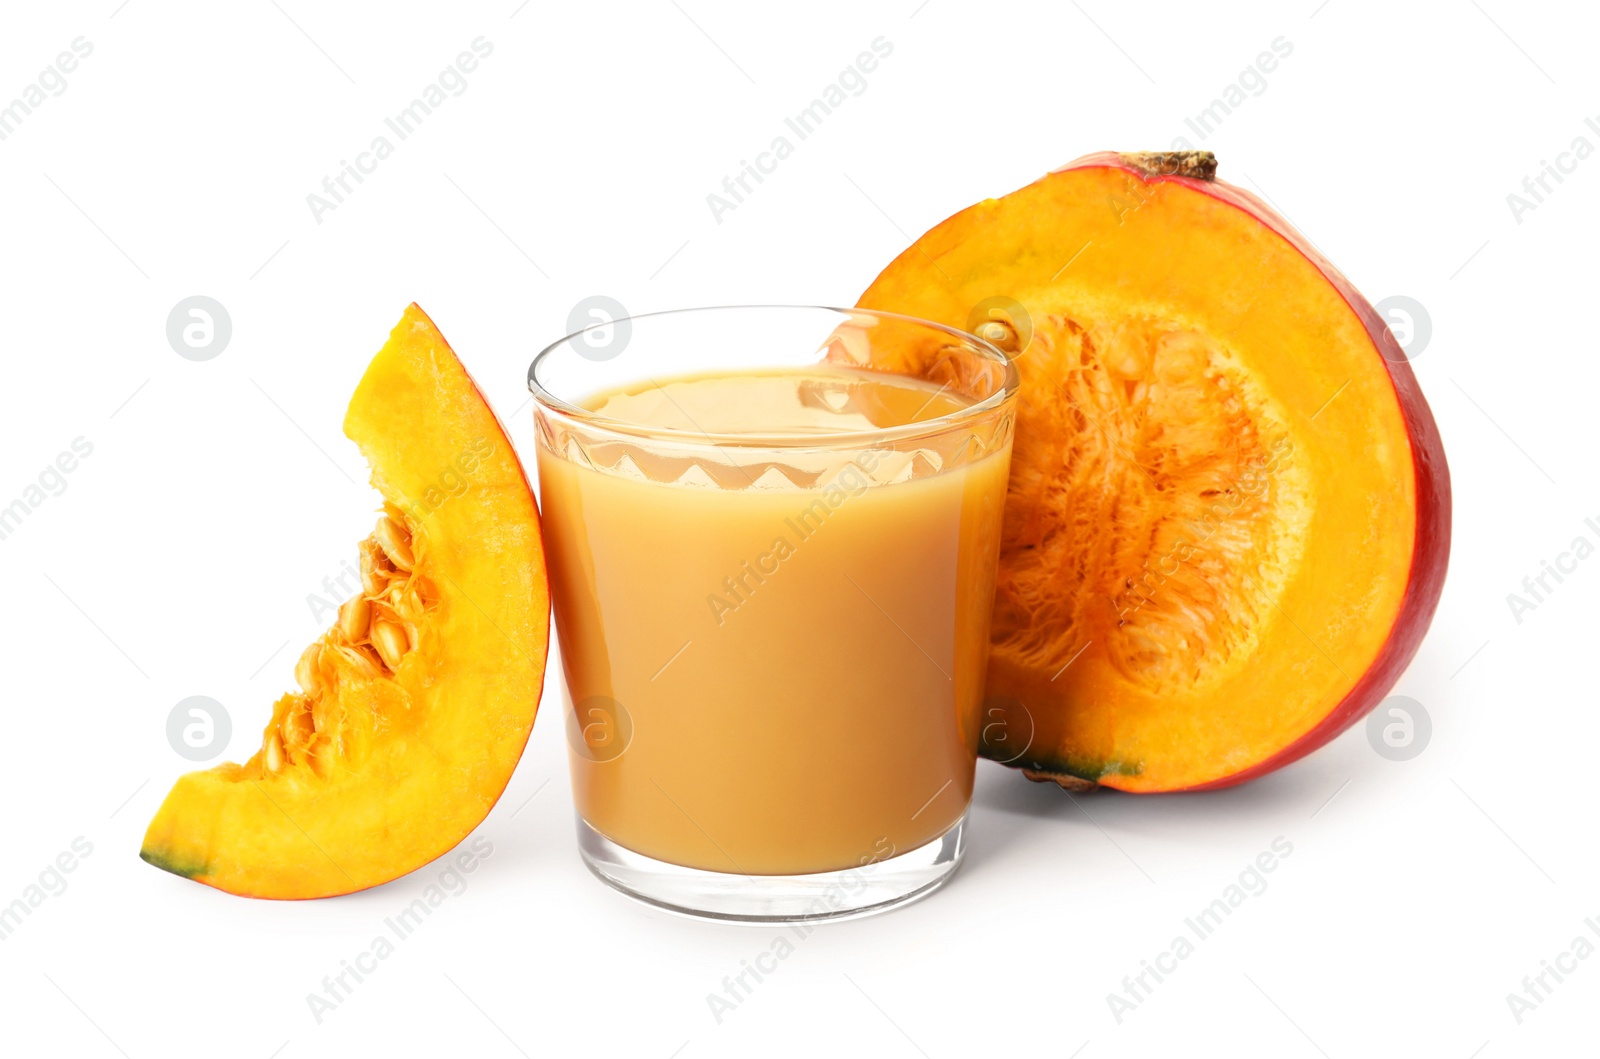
[527,304,1019,449]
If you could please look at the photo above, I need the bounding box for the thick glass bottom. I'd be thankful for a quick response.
[575,810,968,923]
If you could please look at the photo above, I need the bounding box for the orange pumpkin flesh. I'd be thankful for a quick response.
[140,304,549,897]
[858,151,1450,792]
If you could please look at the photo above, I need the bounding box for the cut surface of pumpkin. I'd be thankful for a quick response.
[858,151,1450,792]
[140,304,548,897]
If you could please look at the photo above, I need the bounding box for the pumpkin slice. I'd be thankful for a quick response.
[858,151,1450,792]
[141,304,549,897]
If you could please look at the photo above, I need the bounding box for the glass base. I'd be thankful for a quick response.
[576,811,968,923]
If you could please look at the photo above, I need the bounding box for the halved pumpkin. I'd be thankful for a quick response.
[141,304,549,897]
[858,151,1450,792]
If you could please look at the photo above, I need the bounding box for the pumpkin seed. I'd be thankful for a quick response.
[359,539,390,596]
[375,516,414,571]
[338,595,371,642]
[371,619,408,670]
[295,644,323,695]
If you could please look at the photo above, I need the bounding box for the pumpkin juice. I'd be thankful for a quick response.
[537,366,1011,876]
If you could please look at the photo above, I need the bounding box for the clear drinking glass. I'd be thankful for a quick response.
[528,306,1017,922]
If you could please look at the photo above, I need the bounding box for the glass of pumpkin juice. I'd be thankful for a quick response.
[529,306,1017,921]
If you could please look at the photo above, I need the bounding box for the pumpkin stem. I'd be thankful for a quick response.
[1119,150,1218,181]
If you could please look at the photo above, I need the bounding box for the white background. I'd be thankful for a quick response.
[1,1,1595,1056]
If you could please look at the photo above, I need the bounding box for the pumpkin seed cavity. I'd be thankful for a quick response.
[993,313,1308,693]
[259,507,438,778]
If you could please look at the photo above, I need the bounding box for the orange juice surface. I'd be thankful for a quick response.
[538,366,1010,875]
